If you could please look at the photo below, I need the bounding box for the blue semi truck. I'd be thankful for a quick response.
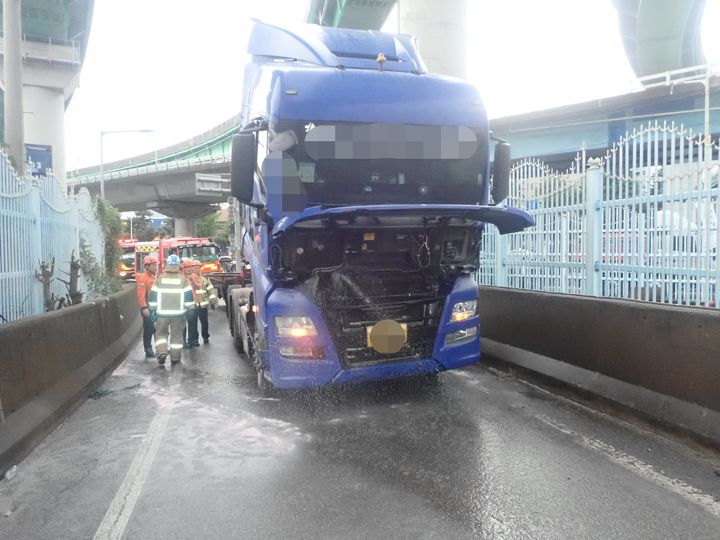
[226,20,533,393]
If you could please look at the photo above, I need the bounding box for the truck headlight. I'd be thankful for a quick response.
[274,316,318,338]
[451,300,477,322]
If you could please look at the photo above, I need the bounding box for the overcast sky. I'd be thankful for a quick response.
[64,0,720,171]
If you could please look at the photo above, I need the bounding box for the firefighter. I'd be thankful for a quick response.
[192,260,218,344]
[136,255,158,358]
[181,258,200,348]
[148,254,195,366]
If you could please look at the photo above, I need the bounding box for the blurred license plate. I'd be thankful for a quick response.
[366,322,407,347]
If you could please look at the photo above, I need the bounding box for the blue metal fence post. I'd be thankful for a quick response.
[29,182,43,313]
[585,158,602,296]
[560,214,569,293]
[494,228,508,287]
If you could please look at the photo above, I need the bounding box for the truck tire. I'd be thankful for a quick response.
[233,310,245,353]
[226,285,244,321]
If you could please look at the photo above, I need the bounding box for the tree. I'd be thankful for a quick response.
[95,198,123,274]
[197,211,230,246]
[133,210,155,241]
[81,199,124,298]
[156,217,175,238]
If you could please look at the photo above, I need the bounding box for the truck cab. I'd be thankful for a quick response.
[159,237,221,275]
[117,238,138,280]
[227,20,532,393]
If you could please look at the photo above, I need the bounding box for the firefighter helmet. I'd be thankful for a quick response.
[143,255,158,265]
[166,254,181,266]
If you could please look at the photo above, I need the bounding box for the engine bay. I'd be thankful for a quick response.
[270,223,481,366]
[272,224,481,282]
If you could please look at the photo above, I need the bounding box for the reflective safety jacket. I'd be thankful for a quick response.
[194,275,218,309]
[136,272,156,309]
[148,271,195,317]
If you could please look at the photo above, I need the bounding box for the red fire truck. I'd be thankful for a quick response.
[134,237,221,275]
[117,238,138,280]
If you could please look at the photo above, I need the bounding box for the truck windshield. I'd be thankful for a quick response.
[179,245,218,263]
[278,121,488,206]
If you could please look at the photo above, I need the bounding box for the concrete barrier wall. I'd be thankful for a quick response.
[478,286,720,414]
[0,285,140,472]
[0,286,138,416]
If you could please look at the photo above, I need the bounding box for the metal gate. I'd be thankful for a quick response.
[0,150,105,324]
[479,122,720,308]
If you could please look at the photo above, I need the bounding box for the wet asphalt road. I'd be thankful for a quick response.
[1,308,720,539]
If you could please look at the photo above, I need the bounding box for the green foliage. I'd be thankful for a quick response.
[132,210,156,241]
[80,238,123,297]
[197,211,230,246]
[156,217,175,238]
[95,198,124,274]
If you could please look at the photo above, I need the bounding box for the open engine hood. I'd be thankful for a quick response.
[272,204,534,236]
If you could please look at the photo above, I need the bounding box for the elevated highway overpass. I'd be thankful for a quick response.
[69,113,240,234]
[307,0,709,78]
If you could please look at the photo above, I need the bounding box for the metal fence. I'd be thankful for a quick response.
[479,122,720,308]
[0,150,104,324]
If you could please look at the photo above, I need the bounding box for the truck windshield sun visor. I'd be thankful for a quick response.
[304,124,477,160]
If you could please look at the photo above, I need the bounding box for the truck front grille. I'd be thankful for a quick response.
[325,292,444,366]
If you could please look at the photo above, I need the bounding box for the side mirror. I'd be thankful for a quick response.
[492,142,511,204]
[231,133,257,203]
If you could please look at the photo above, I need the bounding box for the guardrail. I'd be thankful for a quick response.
[0,34,81,66]
[68,153,231,186]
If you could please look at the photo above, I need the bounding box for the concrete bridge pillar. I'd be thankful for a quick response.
[24,86,67,184]
[398,0,467,79]
[2,0,25,174]
[174,218,197,237]
[0,8,82,184]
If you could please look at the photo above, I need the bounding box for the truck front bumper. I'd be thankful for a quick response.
[265,330,480,390]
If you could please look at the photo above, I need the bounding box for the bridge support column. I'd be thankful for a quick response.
[174,218,197,237]
[24,86,67,185]
[398,0,466,79]
[2,0,25,174]
[1,15,81,184]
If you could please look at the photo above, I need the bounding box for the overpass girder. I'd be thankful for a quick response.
[92,166,228,219]
[306,0,397,30]
[614,0,707,77]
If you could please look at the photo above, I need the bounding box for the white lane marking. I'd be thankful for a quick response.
[536,414,720,519]
[93,405,173,540]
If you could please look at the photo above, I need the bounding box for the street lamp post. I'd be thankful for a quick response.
[99,129,154,199]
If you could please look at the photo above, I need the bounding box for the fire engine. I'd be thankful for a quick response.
[133,237,221,275]
[117,238,138,280]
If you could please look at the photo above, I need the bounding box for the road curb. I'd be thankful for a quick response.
[482,339,720,449]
